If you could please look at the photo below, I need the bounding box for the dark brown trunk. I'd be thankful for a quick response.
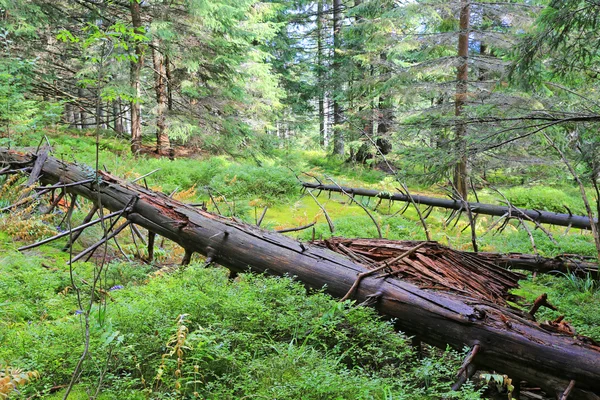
[332,0,344,156]
[130,0,143,155]
[454,0,470,200]
[0,148,599,399]
[377,54,392,138]
[152,38,170,155]
[318,0,326,147]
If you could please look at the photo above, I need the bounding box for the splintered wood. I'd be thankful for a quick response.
[316,238,524,305]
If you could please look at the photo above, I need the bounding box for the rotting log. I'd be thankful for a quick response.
[302,182,598,230]
[1,148,600,399]
[316,238,599,278]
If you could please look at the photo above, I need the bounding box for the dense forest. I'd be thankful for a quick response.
[0,0,599,399]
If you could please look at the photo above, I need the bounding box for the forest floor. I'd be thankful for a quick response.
[0,130,598,399]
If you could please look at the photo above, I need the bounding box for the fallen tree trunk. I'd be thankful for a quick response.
[480,252,599,277]
[314,238,599,278]
[302,182,598,230]
[1,148,599,399]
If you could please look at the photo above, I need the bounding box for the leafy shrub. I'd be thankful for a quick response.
[0,263,481,399]
[503,186,584,214]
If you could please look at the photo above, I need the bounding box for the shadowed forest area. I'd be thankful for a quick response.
[0,1,599,399]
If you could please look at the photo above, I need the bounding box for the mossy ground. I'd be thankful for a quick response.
[0,130,598,399]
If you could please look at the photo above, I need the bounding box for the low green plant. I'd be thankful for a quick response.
[502,186,584,214]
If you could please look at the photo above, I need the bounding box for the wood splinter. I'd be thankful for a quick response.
[529,293,558,318]
[452,363,477,391]
[456,343,480,379]
[560,380,576,400]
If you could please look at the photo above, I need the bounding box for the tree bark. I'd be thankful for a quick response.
[77,88,86,130]
[130,0,144,155]
[318,0,326,148]
[152,38,170,155]
[165,55,173,111]
[1,149,599,399]
[332,0,344,156]
[454,0,470,200]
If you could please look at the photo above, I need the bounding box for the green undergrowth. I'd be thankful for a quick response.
[0,245,483,399]
[512,273,600,340]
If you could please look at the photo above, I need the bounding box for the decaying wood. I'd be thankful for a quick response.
[1,148,599,399]
[302,182,599,230]
[317,238,524,305]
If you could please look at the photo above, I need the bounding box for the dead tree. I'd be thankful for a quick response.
[302,182,598,230]
[0,148,599,399]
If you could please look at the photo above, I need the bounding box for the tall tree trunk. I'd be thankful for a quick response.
[377,54,392,138]
[152,38,170,155]
[77,88,86,130]
[332,0,344,156]
[353,0,373,140]
[318,0,326,148]
[165,55,173,111]
[130,0,144,155]
[113,100,124,134]
[97,93,104,130]
[65,103,75,128]
[454,0,470,200]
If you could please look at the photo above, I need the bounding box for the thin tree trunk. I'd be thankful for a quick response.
[165,55,173,111]
[377,56,392,138]
[113,100,124,134]
[332,0,344,156]
[78,88,86,130]
[130,0,144,155]
[97,93,104,130]
[152,38,170,155]
[65,103,75,128]
[301,181,599,230]
[318,0,326,148]
[454,0,470,200]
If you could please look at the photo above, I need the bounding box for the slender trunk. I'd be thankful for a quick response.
[113,100,123,134]
[454,0,470,200]
[165,55,173,111]
[332,0,344,155]
[65,103,75,128]
[152,38,170,155]
[78,88,86,130]
[377,55,392,137]
[318,0,326,147]
[353,0,373,139]
[130,0,144,155]
[97,93,104,130]
[302,181,599,230]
